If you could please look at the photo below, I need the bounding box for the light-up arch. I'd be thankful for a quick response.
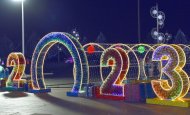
[83,43,105,84]
[30,32,89,93]
[109,44,139,81]
[83,43,106,51]
[143,44,162,80]
[130,44,154,80]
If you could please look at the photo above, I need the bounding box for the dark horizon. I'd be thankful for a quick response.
[0,0,190,57]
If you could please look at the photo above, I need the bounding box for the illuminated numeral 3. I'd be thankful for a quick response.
[151,45,189,100]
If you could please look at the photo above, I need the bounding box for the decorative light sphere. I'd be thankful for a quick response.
[154,31,159,36]
[73,31,76,34]
[159,21,164,25]
[158,36,163,41]
[138,46,145,54]
[87,45,95,54]
[158,15,163,19]
[153,10,158,15]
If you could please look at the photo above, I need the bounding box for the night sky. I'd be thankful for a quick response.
[0,0,190,55]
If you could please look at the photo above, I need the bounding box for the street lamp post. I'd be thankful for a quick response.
[21,0,24,55]
[13,0,25,55]
[137,0,141,43]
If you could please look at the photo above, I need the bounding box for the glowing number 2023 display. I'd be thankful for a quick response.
[151,45,190,100]
[1,31,190,107]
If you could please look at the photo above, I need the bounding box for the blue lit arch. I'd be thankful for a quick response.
[31,32,89,93]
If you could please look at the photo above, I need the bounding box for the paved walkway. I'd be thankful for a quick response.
[0,78,190,115]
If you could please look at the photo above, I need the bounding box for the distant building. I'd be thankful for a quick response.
[95,32,106,43]
[173,29,189,44]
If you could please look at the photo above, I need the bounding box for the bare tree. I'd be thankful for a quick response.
[173,29,189,44]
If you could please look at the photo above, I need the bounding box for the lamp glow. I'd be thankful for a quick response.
[12,0,25,2]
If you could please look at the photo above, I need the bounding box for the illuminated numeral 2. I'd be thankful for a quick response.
[6,52,26,88]
[100,47,129,97]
